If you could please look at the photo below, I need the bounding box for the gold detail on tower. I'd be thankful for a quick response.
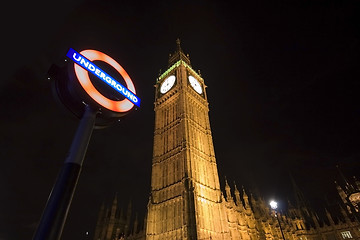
[147,41,229,240]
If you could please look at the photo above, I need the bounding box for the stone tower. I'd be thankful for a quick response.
[146,40,229,240]
[94,41,360,240]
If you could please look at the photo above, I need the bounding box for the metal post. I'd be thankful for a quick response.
[33,105,98,240]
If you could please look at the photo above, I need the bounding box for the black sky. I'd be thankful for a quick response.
[1,0,360,239]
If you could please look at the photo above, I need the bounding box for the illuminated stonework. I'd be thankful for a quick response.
[349,193,360,212]
[146,40,229,240]
[336,173,360,216]
[145,41,360,240]
[93,41,360,240]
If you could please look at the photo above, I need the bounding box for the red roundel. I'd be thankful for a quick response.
[73,50,136,113]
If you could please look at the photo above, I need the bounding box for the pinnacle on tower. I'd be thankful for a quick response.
[176,38,182,52]
[353,176,360,190]
[133,212,139,234]
[242,186,250,209]
[336,165,352,192]
[224,177,233,202]
[105,194,120,240]
[168,39,191,67]
[234,181,242,206]
[310,212,321,228]
[325,208,335,226]
[125,200,132,236]
[335,180,347,200]
[339,205,352,222]
[93,201,106,240]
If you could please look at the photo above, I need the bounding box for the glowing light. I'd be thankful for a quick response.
[270,200,278,210]
[349,193,360,203]
[160,75,176,93]
[188,75,203,94]
[341,231,352,239]
[66,48,140,112]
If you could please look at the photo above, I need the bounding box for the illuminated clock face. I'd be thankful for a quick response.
[188,75,203,94]
[160,75,176,94]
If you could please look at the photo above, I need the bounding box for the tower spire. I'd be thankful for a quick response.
[337,165,351,190]
[168,39,191,67]
[106,194,119,240]
[234,181,242,206]
[242,186,250,209]
[339,205,351,223]
[93,201,106,240]
[290,173,311,215]
[224,177,233,202]
[325,208,335,226]
[176,38,182,52]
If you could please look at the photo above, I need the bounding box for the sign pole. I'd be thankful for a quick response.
[33,105,98,240]
[34,47,140,239]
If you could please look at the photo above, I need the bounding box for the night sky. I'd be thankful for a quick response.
[1,0,360,239]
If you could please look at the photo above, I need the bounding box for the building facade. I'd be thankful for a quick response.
[93,41,360,240]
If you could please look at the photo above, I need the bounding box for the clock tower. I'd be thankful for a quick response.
[146,40,230,240]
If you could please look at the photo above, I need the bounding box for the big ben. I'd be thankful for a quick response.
[146,40,230,240]
[94,41,360,240]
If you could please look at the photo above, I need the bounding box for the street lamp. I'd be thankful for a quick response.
[270,200,286,240]
[270,200,278,210]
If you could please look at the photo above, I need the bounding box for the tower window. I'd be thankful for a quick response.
[341,231,352,239]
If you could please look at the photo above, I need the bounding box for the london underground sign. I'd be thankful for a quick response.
[66,48,140,112]
[34,47,141,240]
